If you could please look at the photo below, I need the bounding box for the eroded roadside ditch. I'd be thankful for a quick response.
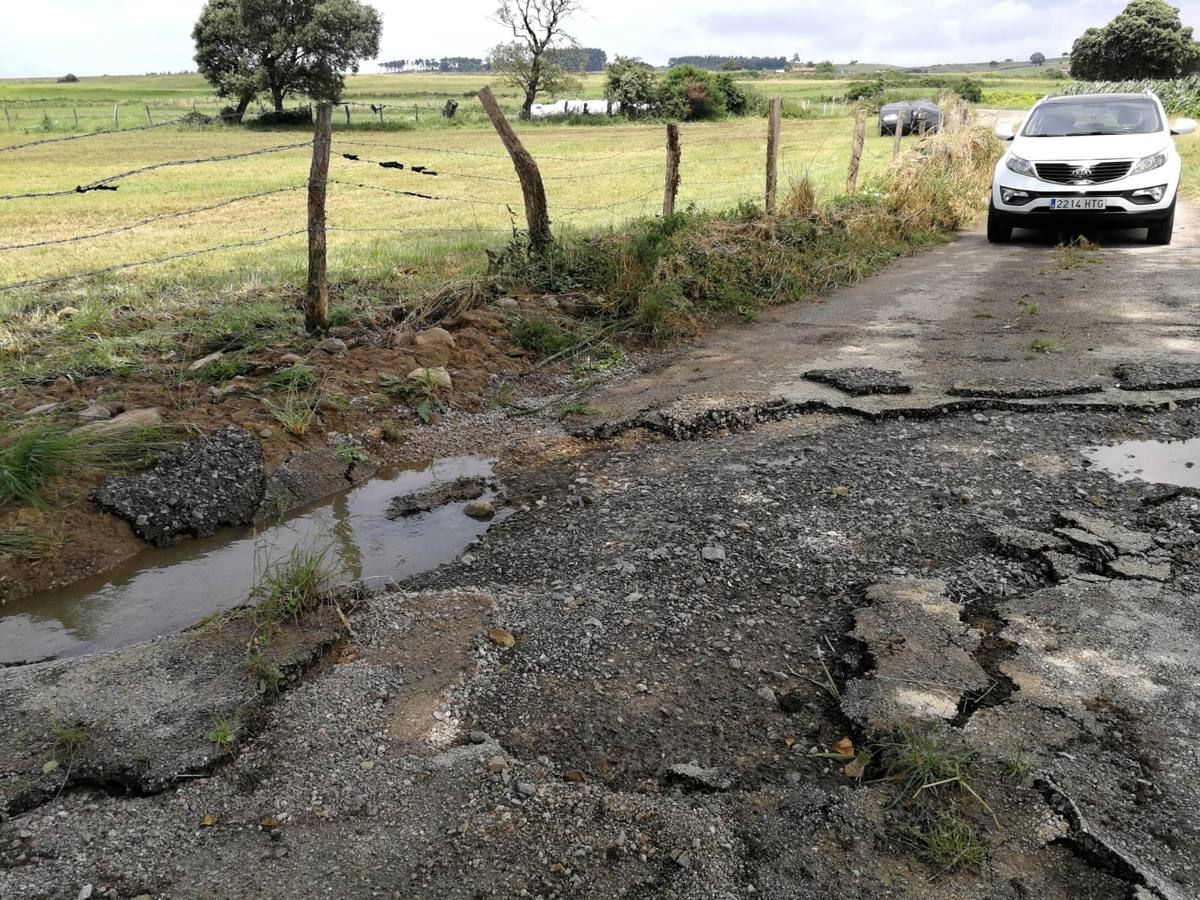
[1,395,1198,899]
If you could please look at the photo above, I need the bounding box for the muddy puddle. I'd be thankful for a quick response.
[0,456,498,666]
[1083,437,1200,489]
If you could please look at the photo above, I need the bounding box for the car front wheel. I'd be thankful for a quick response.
[987,202,1012,244]
[1146,199,1176,246]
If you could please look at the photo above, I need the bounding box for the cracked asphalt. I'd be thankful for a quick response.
[2,217,1199,899]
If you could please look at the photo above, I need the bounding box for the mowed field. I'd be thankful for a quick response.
[0,114,906,285]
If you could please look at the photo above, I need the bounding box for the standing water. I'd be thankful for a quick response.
[1083,438,1200,489]
[0,456,497,666]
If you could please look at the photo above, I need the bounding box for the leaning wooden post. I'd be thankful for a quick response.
[765,97,783,214]
[72,108,79,128]
[113,103,120,129]
[2,106,9,128]
[145,104,153,126]
[305,103,333,333]
[478,85,552,253]
[892,110,904,159]
[663,122,681,217]
[846,107,867,194]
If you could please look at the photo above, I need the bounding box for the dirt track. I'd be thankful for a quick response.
[2,212,1199,899]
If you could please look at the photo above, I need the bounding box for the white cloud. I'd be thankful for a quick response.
[0,0,1185,78]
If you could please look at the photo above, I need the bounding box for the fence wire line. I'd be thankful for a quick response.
[0,230,306,294]
[333,137,661,163]
[328,178,520,208]
[0,109,273,154]
[0,185,308,252]
[0,142,313,201]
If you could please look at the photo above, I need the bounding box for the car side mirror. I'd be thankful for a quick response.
[1171,117,1197,136]
[993,123,1017,141]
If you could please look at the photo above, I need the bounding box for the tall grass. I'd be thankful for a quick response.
[0,422,180,510]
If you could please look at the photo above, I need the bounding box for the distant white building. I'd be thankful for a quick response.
[530,99,619,118]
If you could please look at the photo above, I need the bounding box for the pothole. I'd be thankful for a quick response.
[0,456,500,665]
[1083,437,1200,489]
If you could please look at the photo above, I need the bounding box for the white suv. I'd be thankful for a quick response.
[989,92,1196,245]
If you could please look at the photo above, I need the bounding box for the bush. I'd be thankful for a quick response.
[656,65,728,120]
[605,56,656,116]
[1059,75,1200,115]
[254,107,314,127]
[956,78,984,103]
[56,73,79,83]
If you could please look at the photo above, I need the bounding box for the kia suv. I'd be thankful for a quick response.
[989,92,1196,245]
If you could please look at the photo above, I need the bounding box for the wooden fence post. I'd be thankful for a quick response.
[72,108,79,128]
[305,103,332,333]
[918,114,927,138]
[114,103,120,129]
[846,107,867,194]
[414,104,420,123]
[3,107,9,128]
[765,97,782,214]
[478,85,552,252]
[145,104,153,126]
[892,111,904,159]
[663,122,681,217]
[344,104,351,125]
[377,105,384,125]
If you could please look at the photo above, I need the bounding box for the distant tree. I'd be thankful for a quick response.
[956,78,983,103]
[988,60,1000,67]
[1030,51,1046,66]
[56,73,80,83]
[1071,0,1200,80]
[548,46,608,72]
[849,59,859,66]
[815,61,836,74]
[604,55,655,115]
[491,0,582,119]
[193,0,382,113]
[667,56,787,71]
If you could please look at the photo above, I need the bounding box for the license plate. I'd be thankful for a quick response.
[1049,198,1107,211]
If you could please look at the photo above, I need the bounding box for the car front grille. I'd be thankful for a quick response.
[1035,161,1133,185]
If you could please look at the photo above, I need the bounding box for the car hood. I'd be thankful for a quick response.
[1012,133,1170,162]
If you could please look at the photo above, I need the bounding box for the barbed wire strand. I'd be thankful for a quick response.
[0,142,312,201]
[0,185,307,252]
[0,230,305,294]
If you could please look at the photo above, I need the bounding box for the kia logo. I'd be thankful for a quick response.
[1072,165,1094,179]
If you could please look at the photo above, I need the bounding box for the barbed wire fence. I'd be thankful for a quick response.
[0,89,934,329]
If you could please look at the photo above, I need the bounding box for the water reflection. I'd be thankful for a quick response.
[0,456,496,665]
[1083,438,1200,489]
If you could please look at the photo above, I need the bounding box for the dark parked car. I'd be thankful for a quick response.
[879,100,941,136]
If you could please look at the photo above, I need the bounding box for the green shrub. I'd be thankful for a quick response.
[656,65,730,120]
[956,78,984,103]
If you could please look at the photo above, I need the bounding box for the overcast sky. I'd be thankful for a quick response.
[2,0,1197,78]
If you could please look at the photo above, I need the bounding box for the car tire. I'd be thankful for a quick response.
[1146,199,1176,246]
[987,203,1013,244]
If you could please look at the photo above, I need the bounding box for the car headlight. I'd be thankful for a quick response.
[1005,155,1036,177]
[883,113,898,122]
[1130,151,1168,176]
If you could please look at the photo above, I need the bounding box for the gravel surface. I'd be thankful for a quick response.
[90,426,265,546]
[3,404,1197,899]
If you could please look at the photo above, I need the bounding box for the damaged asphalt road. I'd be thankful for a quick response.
[2,403,1198,899]
[3,213,1200,898]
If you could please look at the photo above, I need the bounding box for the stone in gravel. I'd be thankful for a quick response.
[755,685,778,707]
[948,380,1102,399]
[803,367,912,396]
[701,546,726,563]
[1114,362,1200,391]
[486,755,509,773]
[187,350,224,371]
[76,404,112,422]
[516,781,536,796]
[413,327,456,350]
[469,730,489,744]
[23,403,58,417]
[77,885,93,900]
[1055,511,1155,556]
[673,850,692,868]
[408,366,452,390]
[1107,557,1171,581]
[989,524,1068,558]
[73,408,162,438]
[279,353,303,365]
[317,337,348,355]
[464,499,496,521]
[495,297,519,308]
[91,425,265,547]
[1044,551,1085,582]
[488,627,516,649]
[665,763,732,792]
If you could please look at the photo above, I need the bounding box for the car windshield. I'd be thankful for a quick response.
[1023,99,1162,137]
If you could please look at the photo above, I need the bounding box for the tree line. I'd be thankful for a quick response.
[667,56,788,71]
